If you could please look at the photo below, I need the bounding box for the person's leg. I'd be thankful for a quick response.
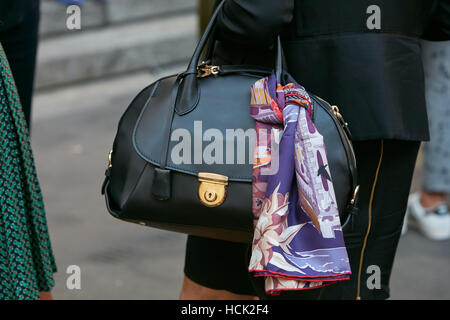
[420,191,446,208]
[39,292,54,300]
[181,235,257,300]
[405,41,450,240]
[181,140,420,300]
[179,276,257,300]
[422,40,450,199]
[0,0,40,128]
[356,140,420,299]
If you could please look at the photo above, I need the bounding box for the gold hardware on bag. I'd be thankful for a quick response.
[198,172,228,207]
[331,105,343,120]
[331,105,349,128]
[350,185,360,205]
[197,64,220,78]
[107,149,113,168]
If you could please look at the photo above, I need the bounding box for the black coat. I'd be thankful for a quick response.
[212,0,450,141]
[0,0,38,32]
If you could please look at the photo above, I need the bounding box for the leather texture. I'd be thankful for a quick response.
[101,1,358,243]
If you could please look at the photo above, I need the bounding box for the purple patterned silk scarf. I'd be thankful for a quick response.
[249,74,351,295]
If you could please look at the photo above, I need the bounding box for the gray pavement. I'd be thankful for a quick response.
[36,13,197,89]
[31,68,449,300]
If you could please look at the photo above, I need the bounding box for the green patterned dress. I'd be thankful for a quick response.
[0,44,56,300]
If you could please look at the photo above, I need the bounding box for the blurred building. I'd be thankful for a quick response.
[36,0,198,90]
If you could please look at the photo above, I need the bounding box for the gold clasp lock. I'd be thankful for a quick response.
[198,172,228,207]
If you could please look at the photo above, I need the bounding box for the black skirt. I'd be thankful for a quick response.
[183,139,420,300]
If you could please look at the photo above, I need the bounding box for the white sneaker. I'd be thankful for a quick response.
[405,192,450,241]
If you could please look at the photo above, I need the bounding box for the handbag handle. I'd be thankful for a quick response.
[175,0,284,115]
[188,1,284,77]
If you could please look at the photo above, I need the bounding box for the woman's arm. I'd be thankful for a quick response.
[215,0,295,49]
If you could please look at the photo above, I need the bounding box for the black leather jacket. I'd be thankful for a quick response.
[212,0,450,141]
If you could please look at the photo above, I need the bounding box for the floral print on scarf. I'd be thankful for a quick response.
[249,74,351,295]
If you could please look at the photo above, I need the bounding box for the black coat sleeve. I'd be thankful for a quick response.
[423,0,450,41]
[215,0,295,49]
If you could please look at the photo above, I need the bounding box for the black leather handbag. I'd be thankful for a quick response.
[101,1,359,243]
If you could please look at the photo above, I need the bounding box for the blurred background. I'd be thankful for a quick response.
[29,0,449,299]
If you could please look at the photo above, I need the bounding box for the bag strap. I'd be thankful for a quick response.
[175,0,285,115]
